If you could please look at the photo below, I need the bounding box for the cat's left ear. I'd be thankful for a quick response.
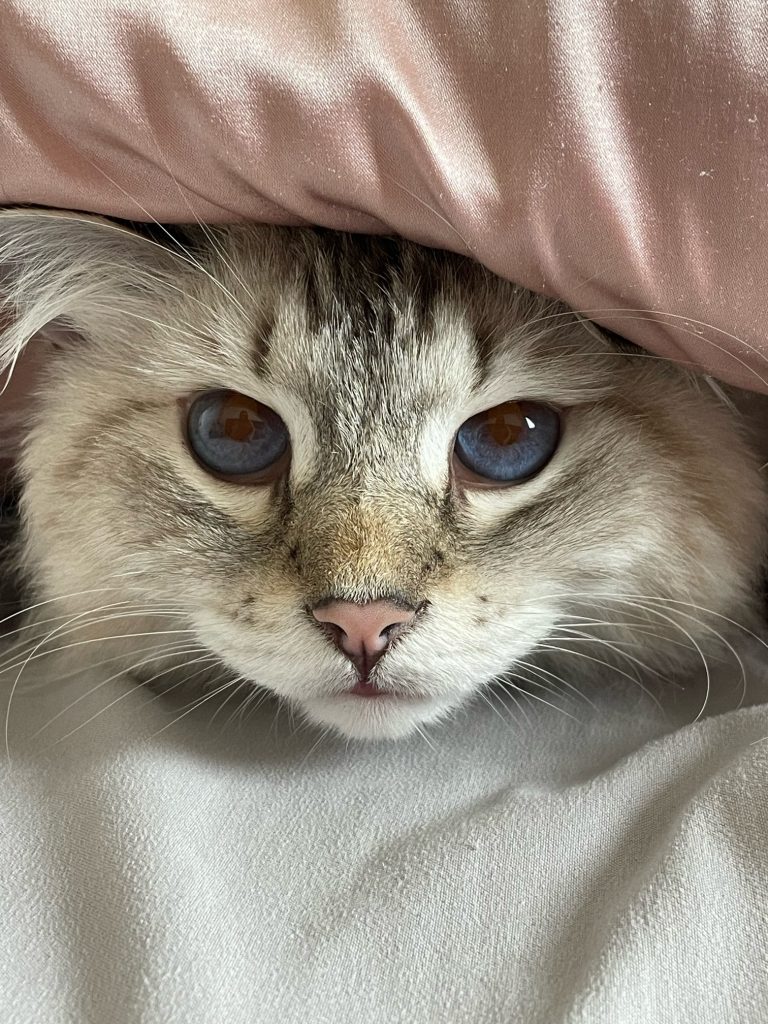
[0,207,191,376]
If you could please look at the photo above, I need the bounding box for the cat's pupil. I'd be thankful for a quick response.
[454,401,560,484]
[485,402,524,446]
[186,390,289,479]
[223,408,257,443]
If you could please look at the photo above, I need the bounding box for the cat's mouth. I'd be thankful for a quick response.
[348,678,386,697]
[344,678,424,701]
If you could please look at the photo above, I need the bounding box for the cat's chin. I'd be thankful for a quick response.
[300,691,455,741]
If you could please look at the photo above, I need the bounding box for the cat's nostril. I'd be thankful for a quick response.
[312,599,417,671]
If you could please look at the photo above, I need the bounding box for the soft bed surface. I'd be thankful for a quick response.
[2,649,768,1024]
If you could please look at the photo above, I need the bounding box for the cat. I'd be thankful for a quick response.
[0,207,766,741]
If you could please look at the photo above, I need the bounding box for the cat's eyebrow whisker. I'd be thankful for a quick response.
[139,119,262,308]
[381,174,477,257]
[114,308,214,346]
[577,316,768,390]
[526,344,707,371]
[120,236,247,325]
[74,156,253,322]
[528,305,768,361]
[524,305,768,387]
[181,221,260,314]
[108,261,233,326]
[125,265,242,324]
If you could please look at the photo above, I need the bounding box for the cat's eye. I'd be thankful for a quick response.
[453,401,560,485]
[186,390,289,481]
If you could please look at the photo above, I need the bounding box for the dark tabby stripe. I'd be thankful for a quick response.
[299,231,459,347]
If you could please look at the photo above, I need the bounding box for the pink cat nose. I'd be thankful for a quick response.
[312,599,417,672]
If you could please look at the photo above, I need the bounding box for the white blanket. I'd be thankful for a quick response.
[2,644,768,1024]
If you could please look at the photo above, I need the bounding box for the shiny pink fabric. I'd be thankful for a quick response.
[1,0,768,405]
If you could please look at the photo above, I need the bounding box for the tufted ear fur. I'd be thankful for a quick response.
[0,208,190,381]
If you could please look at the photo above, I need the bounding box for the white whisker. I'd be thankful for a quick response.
[147,678,238,740]
[42,654,221,751]
[76,157,252,320]
[31,642,205,737]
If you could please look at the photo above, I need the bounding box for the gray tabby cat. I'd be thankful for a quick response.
[0,209,765,740]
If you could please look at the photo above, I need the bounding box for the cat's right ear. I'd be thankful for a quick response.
[0,207,191,379]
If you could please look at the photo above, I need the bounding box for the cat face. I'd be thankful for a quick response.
[2,213,766,739]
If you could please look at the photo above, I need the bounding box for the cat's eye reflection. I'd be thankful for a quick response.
[453,401,561,485]
[186,390,290,482]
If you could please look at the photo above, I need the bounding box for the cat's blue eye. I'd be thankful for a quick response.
[453,401,560,484]
[186,390,289,481]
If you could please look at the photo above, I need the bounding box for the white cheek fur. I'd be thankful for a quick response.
[190,591,562,742]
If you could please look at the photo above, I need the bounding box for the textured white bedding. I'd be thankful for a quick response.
[2,644,768,1024]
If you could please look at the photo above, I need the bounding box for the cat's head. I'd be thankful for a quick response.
[1,210,766,739]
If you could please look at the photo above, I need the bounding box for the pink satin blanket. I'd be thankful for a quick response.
[1,0,767,468]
